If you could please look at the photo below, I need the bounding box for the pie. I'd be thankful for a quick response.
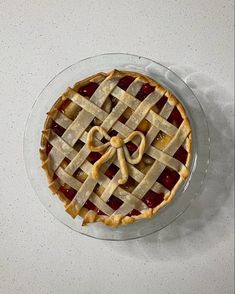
[40,69,192,227]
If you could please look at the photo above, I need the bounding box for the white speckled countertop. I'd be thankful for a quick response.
[0,1,234,293]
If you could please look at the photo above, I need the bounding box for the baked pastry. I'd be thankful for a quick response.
[40,70,192,227]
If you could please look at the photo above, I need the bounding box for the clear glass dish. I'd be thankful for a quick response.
[23,53,210,241]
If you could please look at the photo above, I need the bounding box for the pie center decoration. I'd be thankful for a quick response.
[86,126,146,185]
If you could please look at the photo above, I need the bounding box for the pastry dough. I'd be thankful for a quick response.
[40,70,192,227]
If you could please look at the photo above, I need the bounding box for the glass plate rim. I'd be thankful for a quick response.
[23,52,210,241]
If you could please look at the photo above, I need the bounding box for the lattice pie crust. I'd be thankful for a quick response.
[40,70,192,227]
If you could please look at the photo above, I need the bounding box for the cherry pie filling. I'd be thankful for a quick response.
[46,77,188,217]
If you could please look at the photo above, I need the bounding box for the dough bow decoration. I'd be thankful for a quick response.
[86,126,146,185]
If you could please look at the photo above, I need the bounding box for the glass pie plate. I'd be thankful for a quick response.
[24,53,210,241]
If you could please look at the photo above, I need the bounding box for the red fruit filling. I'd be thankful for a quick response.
[51,121,65,137]
[97,209,106,215]
[59,185,77,201]
[158,168,180,190]
[118,114,128,124]
[52,174,57,181]
[78,82,99,98]
[142,190,164,208]
[83,200,97,211]
[46,142,53,155]
[107,195,123,210]
[168,106,183,128]
[108,129,118,137]
[88,152,102,164]
[105,164,119,179]
[126,142,137,155]
[174,146,188,164]
[117,76,135,90]
[101,137,108,144]
[136,83,155,101]
[120,177,136,191]
[127,209,141,217]
[155,95,168,111]
[58,99,71,112]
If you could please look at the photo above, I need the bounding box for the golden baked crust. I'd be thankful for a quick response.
[40,70,192,228]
